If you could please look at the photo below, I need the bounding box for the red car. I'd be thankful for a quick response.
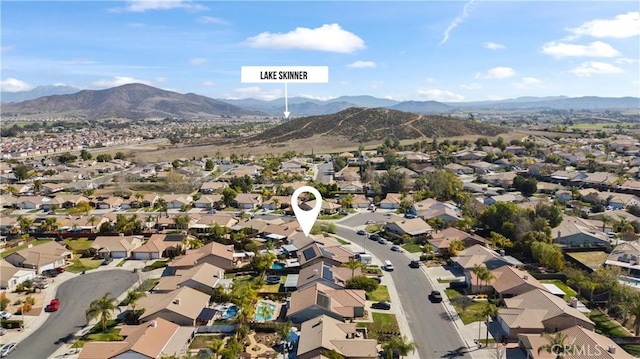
[55,267,65,273]
[45,299,60,312]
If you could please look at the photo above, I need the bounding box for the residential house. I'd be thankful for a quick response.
[131,234,173,260]
[552,217,611,248]
[262,195,291,211]
[0,195,17,208]
[468,161,500,174]
[193,194,224,210]
[162,195,193,209]
[296,261,361,290]
[452,244,522,272]
[190,214,238,233]
[337,181,365,193]
[169,241,235,271]
[608,193,640,210]
[604,240,640,278]
[379,193,411,210]
[297,240,354,269]
[296,315,378,359]
[468,265,547,297]
[261,222,300,241]
[429,228,487,255]
[554,190,573,202]
[384,217,432,239]
[444,163,474,175]
[287,283,366,324]
[42,182,67,194]
[138,286,211,326]
[78,317,195,359]
[4,241,72,273]
[350,195,371,209]
[482,172,518,188]
[91,235,144,259]
[154,263,224,294]
[233,193,263,210]
[484,193,524,206]
[130,193,160,208]
[497,288,594,339]
[94,197,124,210]
[300,199,340,215]
[0,259,36,291]
[518,325,633,359]
[16,196,46,209]
[199,181,228,194]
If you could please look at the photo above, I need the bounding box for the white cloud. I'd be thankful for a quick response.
[460,82,483,90]
[245,23,365,53]
[615,57,638,64]
[229,86,282,100]
[483,42,505,50]
[418,88,465,102]
[439,0,476,46]
[299,94,335,101]
[541,41,620,58]
[92,76,152,88]
[112,0,207,13]
[202,81,216,86]
[198,16,230,25]
[347,61,376,68]
[475,66,516,79]
[155,77,168,83]
[568,12,640,39]
[513,77,542,89]
[189,57,207,66]
[570,61,623,77]
[1,78,34,92]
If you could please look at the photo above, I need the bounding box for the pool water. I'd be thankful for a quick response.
[254,301,277,321]
[271,262,285,270]
[221,305,238,319]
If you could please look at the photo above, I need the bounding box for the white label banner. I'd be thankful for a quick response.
[241,66,329,83]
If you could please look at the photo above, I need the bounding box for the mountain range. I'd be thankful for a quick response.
[1,83,638,120]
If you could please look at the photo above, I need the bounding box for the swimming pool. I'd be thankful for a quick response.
[220,305,238,320]
[271,262,285,270]
[254,301,277,321]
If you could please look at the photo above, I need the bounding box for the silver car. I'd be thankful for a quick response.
[0,343,17,357]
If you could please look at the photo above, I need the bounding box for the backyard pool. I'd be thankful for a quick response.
[254,301,277,321]
[271,262,285,270]
[220,305,238,320]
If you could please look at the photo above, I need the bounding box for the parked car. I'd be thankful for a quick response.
[449,281,468,289]
[409,260,420,268]
[378,238,387,245]
[0,343,16,357]
[404,213,416,219]
[370,276,382,284]
[390,245,402,252]
[365,220,375,224]
[45,299,60,312]
[0,328,7,336]
[371,302,391,310]
[356,229,367,235]
[429,290,443,303]
[43,269,59,277]
[55,267,65,273]
[0,311,11,320]
[369,233,380,241]
[102,257,113,265]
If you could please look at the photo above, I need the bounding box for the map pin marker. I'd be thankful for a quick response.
[291,186,323,237]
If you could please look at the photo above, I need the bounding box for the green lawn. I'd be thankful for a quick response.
[318,213,347,220]
[65,258,103,273]
[367,285,391,302]
[141,260,169,272]
[402,243,422,253]
[589,310,631,337]
[363,266,382,275]
[116,259,127,267]
[1,239,52,258]
[63,238,94,253]
[540,280,577,301]
[365,224,383,233]
[74,320,123,348]
[357,312,400,334]
[137,278,160,292]
[189,334,225,349]
[260,276,286,293]
[445,289,488,324]
[438,278,463,284]
[336,238,351,245]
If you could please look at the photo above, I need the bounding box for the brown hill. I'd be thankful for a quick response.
[252,107,505,143]
[0,83,264,119]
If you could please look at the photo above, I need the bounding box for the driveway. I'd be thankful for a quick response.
[335,224,472,359]
[10,270,138,359]
[339,212,399,228]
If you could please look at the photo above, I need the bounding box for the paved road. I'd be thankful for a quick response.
[316,162,334,184]
[11,270,138,359]
[335,225,472,359]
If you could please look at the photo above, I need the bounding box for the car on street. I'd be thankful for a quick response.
[45,299,60,312]
[369,233,380,241]
[429,290,443,303]
[356,229,367,235]
[0,311,11,319]
[0,328,7,336]
[409,260,421,268]
[390,245,402,252]
[0,343,17,357]
[378,238,387,245]
[371,302,391,310]
[365,220,375,224]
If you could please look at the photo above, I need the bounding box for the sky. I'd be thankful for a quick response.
[1,0,639,102]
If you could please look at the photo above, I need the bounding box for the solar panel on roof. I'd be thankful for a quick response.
[322,266,333,281]
[317,292,330,309]
[319,248,334,258]
[303,247,317,261]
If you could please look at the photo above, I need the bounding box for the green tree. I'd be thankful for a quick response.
[205,159,215,171]
[222,187,237,207]
[482,303,498,346]
[32,179,43,194]
[535,203,563,228]
[96,154,112,162]
[125,289,146,321]
[488,232,513,249]
[383,335,417,359]
[345,275,379,292]
[342,258,365,277]
[530,242,564,271]
[114,151,126,160]
[208,339,225,359]
[17,215,34,235]
[40,217,59,233]
[80,149,92,160]
[86,292,121,332]
[13,164,31,181]
[322,349,345,359]
[449,239,465,256]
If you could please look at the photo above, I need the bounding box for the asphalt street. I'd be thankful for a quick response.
[10,270,138,359]
[336,218,472,359]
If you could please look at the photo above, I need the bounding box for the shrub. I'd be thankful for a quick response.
[345,275,379,292]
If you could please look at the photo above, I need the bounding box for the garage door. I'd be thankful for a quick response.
[39,263,55,273]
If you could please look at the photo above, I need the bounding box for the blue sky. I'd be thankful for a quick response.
[1,1,639,102]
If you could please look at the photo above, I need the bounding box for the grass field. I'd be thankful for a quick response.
[367,285,391,302]
[63,238,94,254]
[66,258,103,273]
[189,334,225,349]
[540,280,577,301]
[445,289,489,324]
[402,243,422,253]
[74,320,122,348]
[589,310,631,337]
[567,251,608,270]
[357,312,400,335]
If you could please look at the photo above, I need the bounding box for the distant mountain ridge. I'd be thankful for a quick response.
[1,85,81,103]
[1,83,264,119]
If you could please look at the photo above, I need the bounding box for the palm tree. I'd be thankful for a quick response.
[32,179,43,194]
[422,244,435,261]
[383,335,417,359]
[174,214,190,231]
[208,339,225,359]
[537,332,574,359]
[4,185,18,196]
[134,192,144,206]
[472,264,485,294]
[272,197,280,211]
[629,295,640,336]
[86,292,121,332]
[181,236,203,251]
[125,289,146,321]
[482,302,498,346]
[601,214,611,233]
[449,239,465,256]
[478,267,496,294]
[40,216,59,233]
[87,216,98,233]
[155,198,168,217]
[17,215,34,235]
[342,258,365,278]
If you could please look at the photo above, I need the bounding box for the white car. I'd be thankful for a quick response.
[0,343,16,357]
[390,245,402,252]
[0,311,11,320]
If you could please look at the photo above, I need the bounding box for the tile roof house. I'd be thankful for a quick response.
[90,235,144,259]
[233,193,263,209]
[154,262,224,294]
[296,261,361,290]
[78,317,195,359]
[452,244,522,271]
[467,265,547,297]
[296,315,378,359]
[297,241,354,269]
[287,283,366,324]
[193,194,224,210]
[4,240,72,274]
[604,240,640,278]
[552,217,611,248]
[379,193,412,209]
[0,259,36,291]
[161,195,193,209]
[429,227,488,255]
[384,217,433,238]
[199,181,228,194]
[131,234,176,260]
[168,241,235,271]
[497,289,595,339]
[138,286,211,326]
[517,325,634,359]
